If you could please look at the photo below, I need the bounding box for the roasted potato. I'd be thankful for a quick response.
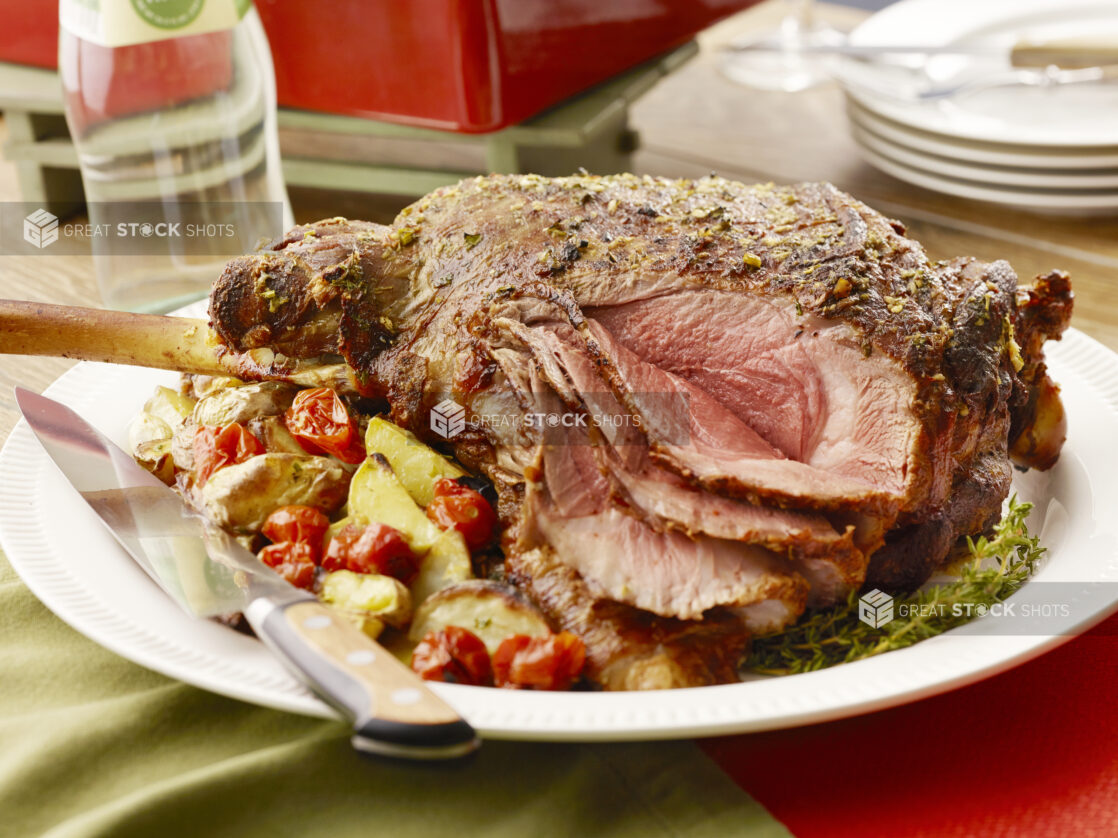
[128,411,172,450]
[134,441,174,484]
[348,454,446,553]
[170,421,196,473]
[363,417,465,507]
[320,570,412,639]
[246,415,307,455]
[199,453,349,532]
[346,454,474,600]
[414,530,474,605]
[328,610,385,640]
[408,580,551,654]
[144,385,196,431]
[192,381,296,427]
[189,374,246,399]
[128,388,195,483]
[128,413,175,483]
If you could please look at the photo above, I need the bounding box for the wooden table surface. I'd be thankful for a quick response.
[0,0,1115,439]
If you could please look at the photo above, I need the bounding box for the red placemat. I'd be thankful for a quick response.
[703,612,1118,837]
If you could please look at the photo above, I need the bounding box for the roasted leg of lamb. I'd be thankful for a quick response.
[19,174,1072,690]
[204,174,1071,688]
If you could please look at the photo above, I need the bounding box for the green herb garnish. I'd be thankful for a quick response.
[464,232,483,249]
[746,496,1044,676]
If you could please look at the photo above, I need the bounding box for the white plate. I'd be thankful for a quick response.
[849,121,1118,190]
[853,135,1118,214]
[837,0,1118,148]
[2,328,1118,741]
[847,100,1118,172]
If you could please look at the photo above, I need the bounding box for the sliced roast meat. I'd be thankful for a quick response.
[525,419,810,626]
[583,320,906,514]
[491,304,869,605]
[534,502,809,626]
[591,438,860,559]
[588,291,921,501]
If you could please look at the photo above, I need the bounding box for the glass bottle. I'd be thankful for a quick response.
[59,0,292,312]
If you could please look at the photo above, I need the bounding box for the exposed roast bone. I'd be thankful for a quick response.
[0,300,227,376]
[0,299,357,391]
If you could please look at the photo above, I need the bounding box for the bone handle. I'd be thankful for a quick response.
[0,300,230,377]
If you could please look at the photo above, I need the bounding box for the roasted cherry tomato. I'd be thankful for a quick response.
[322,522,419,584]
[258,542,317,590]
[283,387,366,464]
[492,631,586,691]
[261,505,330,556]
[193,423,265,485]
[425,477,497,551]
[411,626,493,686]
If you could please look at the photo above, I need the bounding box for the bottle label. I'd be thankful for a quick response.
[60,0,252,48]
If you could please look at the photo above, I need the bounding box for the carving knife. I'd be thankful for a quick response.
[15,386,479,761]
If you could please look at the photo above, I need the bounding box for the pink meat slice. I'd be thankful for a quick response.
[518,319,861,558]
[491,302,871,609]
[553,319,896,512]
[588,291,919,503]
[590,292,826,460]
[530,430,808,627]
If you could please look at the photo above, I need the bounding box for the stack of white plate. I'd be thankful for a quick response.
[834,0,1118,214]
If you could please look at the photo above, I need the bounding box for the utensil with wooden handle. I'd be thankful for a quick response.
[15,387,479,760]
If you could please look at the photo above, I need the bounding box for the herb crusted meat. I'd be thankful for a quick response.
[209,173,1071,689]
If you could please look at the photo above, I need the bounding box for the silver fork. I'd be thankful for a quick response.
[914,62,1118,101]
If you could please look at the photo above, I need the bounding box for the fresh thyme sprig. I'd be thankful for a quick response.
[745,496,1045,676]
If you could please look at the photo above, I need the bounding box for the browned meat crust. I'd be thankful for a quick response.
[1009,270,1073,470]
[866,452,1011,591]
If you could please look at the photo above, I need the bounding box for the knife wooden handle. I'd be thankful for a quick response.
[247,597,479,760]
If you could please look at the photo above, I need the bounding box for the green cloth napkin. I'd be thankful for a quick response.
[0,554,789,838]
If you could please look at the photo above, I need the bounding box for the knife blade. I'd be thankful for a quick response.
[15,387,479,761]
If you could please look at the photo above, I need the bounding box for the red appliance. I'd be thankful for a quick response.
[2,0,757,133]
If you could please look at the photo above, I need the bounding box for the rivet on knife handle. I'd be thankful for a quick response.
[247,598,479,760]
